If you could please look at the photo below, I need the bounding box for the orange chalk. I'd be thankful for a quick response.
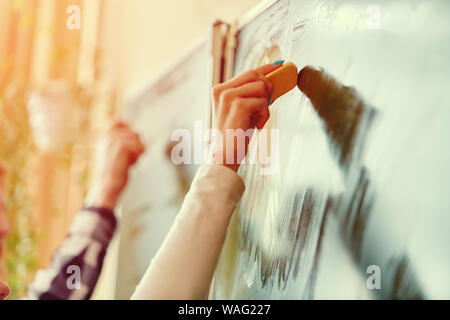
[266,62,298,103]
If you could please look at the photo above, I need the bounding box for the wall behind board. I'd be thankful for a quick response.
[98,0,264,93]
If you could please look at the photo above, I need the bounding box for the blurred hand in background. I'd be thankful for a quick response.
[86,121,146,211]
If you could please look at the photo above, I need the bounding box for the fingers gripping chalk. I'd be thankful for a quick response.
[266,62,298,103]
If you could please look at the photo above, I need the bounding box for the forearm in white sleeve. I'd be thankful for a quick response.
[131,164,245,300]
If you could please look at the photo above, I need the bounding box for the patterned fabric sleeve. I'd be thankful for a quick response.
[26,208,117,300]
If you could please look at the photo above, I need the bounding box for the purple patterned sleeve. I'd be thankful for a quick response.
[26,207,117,300]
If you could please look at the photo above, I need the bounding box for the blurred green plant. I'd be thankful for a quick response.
[0,84,38,299]
[0,81,94,299]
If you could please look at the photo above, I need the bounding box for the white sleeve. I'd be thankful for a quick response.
[131,164,245,300]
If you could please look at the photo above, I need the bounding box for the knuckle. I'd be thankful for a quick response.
[221,90,234,105]
[212,84,223,99]
[256,80,266,92]
[258,97,268,106]
[247,70,259,80]
[234,98,247,110]
[263,77,272,91]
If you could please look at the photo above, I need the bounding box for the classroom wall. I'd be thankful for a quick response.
[99,0,263,93]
